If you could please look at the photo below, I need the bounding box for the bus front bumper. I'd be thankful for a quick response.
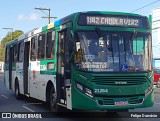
[72,87,154,110]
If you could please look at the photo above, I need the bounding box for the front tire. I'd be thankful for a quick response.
[49,86,62,113]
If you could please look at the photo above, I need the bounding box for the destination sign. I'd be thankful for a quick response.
[78,14,149,28]
[87,16,139,26]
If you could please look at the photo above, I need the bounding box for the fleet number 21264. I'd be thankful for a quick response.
[94,89,108,93]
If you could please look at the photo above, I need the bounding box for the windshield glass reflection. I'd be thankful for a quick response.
[74,31,151,72]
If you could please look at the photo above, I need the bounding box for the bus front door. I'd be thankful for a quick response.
[57,30,72,105]
[23,41,30,95]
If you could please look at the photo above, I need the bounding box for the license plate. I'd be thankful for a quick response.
[115,100,128,106]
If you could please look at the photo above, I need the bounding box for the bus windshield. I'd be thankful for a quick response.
[74,31,151,72]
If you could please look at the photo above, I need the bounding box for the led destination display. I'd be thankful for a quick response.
[78,14,149,28]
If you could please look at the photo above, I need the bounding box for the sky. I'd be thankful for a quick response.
[0,0,160,40]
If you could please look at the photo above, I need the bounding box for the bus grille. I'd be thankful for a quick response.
[91,76,148,86]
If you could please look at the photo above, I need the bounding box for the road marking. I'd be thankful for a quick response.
[22,106,35,112]
[1,95,8,98]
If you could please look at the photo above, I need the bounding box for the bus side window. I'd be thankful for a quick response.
[46,30,55,59]
[30,37,37,61]
[38,34,45,60]
[5,47,9,63]
[18,41,24,62]
[13,45,18,62]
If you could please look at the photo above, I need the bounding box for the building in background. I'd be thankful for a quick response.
[152,8,160,68]
[152,8,160,87]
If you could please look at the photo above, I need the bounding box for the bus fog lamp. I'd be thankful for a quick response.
[145,85,153,97]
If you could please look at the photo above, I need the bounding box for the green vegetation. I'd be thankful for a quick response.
[0,30,23,62]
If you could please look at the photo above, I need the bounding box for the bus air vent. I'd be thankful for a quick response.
[91,76,148,86]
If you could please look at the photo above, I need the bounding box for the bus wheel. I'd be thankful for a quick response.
[15,83,22,100]
[49,86,61,112]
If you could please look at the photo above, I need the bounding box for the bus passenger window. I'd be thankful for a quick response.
[13,45,18,62]
[18,41,24,62]
[30,37,37,61]
[5,48,9,63]
[38,34,45,60]
[46,31,55,59]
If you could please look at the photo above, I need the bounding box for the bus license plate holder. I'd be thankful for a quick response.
[115,100,128,106]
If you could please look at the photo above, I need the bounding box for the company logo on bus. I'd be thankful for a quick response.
[115,82,127,84]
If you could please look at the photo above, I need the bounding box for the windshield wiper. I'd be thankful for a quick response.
[128,30,138,70]
[95,27,103,38]
[130,29,138,53]
[128,65,143,71]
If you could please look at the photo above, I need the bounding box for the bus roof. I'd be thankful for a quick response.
[42,11,144,30]
[6,11,147,47]
[6,39,18,47]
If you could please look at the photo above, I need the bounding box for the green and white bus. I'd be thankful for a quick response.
[4,11,154,112]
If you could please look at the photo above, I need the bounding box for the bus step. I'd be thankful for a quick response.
[57,103,67,108]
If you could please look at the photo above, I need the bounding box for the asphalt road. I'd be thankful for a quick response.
[0,73,160,121]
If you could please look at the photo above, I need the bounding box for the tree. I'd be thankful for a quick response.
[0,30,24,62]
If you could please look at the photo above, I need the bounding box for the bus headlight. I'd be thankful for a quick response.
[75,82,93,98]
[145,85,153,97]
[75,83,83,91]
